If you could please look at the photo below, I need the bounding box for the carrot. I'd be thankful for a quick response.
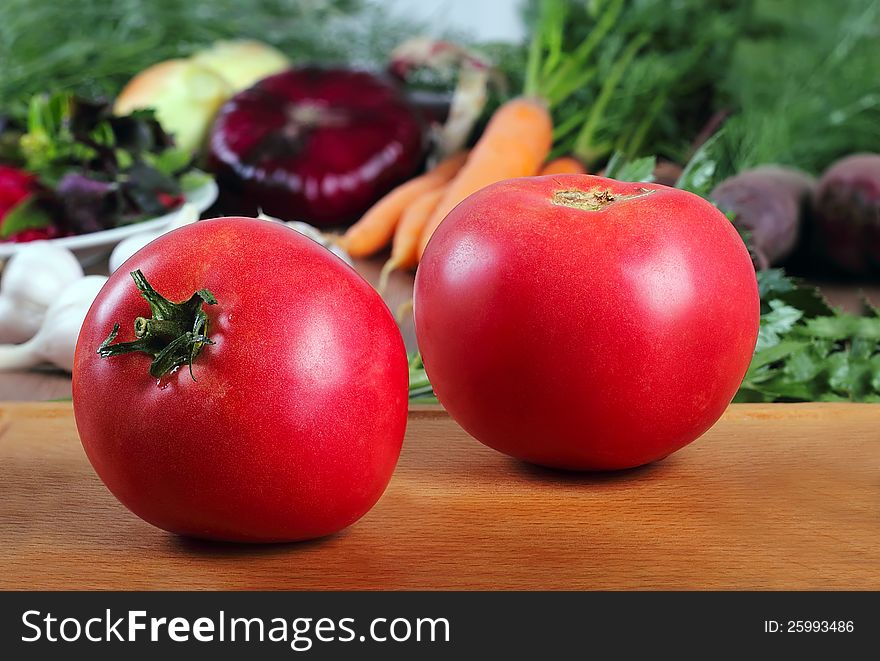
[417,97,552,258]
[378,186,446,293]
[338,151,468,258]
[539,156,586,176]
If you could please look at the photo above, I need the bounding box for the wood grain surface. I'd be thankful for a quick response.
[1,402,878,590]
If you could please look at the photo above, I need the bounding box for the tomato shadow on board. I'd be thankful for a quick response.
[167,529,348,558]
[506,454,679,485]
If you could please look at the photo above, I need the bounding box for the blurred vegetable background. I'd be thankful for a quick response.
[0,0,418,117]
[3,0,878,170]
[718,0,880,176]
[521,0,753,166]
[517,0,880,175]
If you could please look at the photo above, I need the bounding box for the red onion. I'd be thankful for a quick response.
[207,68,425,227]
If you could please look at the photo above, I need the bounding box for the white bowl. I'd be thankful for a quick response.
[0,177,218,266]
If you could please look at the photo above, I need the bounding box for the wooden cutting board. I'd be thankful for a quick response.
[1,402,878,590]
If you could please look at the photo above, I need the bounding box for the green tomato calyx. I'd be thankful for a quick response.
[97,269,217,379]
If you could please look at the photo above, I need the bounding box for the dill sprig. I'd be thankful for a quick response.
[0,0,418,116]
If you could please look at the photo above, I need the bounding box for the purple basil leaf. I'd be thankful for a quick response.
[121,162,181,218]
[55,172,120,233]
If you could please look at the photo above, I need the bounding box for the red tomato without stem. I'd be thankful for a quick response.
[414,175,759,471]
[73,217,408,542]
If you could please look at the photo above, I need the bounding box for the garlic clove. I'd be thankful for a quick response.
[0,275,107,373]
[36,275,108,372]
[0,297,45,344]
[0,242,83,343]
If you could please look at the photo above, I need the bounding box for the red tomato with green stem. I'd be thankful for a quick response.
[73,217,408,542]
[414,175,759,470]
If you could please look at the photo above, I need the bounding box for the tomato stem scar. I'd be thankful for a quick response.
[552,187,654,211]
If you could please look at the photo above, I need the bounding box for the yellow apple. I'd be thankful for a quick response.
[191,40,291,92]
[114,59,232,153]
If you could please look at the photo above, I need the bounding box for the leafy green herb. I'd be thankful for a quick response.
[20,94,98,184]
[524,0,756,167]
[719,0,880,176]
[143,147,191,177]
[672,0,880,194]
[603,152,655,183]
[736,270,880,402]
[755,268,834,318]
[179,170,213,193]
[6,92,204,237]
[755,300,802,351]
[674,131,732,197]
[408,352,437,404]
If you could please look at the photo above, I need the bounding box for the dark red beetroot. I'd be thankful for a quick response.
[207,68,425,228]
[710,165,814,270]
[813,154,880,276]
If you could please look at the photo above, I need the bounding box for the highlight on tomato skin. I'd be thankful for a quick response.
[414,174,760,471]
[72,217,409,543]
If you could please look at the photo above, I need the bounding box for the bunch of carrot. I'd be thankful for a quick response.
[337,99,585,289]
[337,0,602,287]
